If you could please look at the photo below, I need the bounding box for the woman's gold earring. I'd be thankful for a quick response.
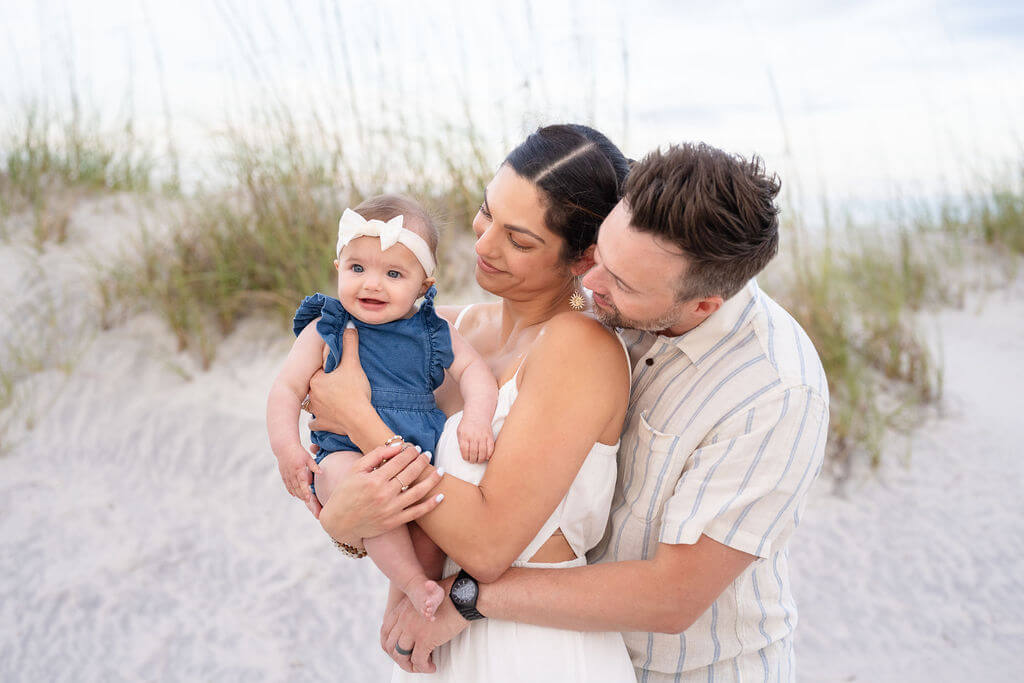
[569,291,586,311]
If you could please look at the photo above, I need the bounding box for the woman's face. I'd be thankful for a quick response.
[472,164,572,299]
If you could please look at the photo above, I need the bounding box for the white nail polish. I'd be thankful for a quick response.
[435,493,445,502]
[422,451,432,461]
[414,445,422,452]
[436,467,446,478]
[345,321,356,330]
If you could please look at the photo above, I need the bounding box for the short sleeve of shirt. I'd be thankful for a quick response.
[658,385,828,559]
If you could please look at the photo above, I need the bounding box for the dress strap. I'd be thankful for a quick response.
[612,330,633,384]
[453,304,475,331]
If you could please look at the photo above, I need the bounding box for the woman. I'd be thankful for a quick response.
[308,124,637,681]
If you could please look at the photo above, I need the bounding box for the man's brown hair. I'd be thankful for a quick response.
[623,143,781,300]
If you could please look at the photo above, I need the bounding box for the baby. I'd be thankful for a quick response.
[267,194,497,619]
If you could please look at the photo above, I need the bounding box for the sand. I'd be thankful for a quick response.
[0,197,1020,681]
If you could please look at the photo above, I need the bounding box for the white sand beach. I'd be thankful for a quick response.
[1,197,1021,681]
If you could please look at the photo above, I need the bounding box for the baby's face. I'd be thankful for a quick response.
[335,236,432,324]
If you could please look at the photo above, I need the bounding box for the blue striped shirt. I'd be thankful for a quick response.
[588,279,828,682]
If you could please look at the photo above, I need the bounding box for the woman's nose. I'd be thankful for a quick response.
[474,223,498,256]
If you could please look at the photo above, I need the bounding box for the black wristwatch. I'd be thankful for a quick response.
[449,569,485,621]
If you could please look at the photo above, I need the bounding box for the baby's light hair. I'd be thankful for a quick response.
[352,194,440,256]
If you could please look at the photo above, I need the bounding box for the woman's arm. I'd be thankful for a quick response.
[416,314,629,582]
[266,322,329,501]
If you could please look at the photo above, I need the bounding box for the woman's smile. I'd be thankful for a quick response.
[476,255,504,274]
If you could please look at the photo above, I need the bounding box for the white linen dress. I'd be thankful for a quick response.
[392,321,637,683]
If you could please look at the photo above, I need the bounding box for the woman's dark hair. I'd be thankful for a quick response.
[504,124,629,263]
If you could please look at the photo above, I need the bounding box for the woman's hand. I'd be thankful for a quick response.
[307,325,372,435]
[319,441,446,542]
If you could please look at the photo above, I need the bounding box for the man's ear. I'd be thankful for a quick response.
[420,276,437,297]
[570,245,597,277]
[694,296,724,320]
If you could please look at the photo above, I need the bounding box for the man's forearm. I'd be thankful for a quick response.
[475,559,680,634]
[474,537,755,635]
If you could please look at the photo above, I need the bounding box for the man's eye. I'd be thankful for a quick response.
[351,264,364,273]
[387,270,401,279]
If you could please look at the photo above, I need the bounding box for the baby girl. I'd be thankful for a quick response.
[266,194,497,618]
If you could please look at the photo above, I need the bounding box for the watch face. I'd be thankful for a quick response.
[451,577,477,605]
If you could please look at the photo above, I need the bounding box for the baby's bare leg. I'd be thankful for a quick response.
[410,521,446,580]
[315,451,444,619]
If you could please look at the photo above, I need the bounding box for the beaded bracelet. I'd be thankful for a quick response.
[332,538,368,558]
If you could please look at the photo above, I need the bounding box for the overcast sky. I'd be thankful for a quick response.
[3,0,1022,214]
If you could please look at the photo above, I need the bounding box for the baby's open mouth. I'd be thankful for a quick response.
[359,298,387,306]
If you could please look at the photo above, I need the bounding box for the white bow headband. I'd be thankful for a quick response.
[336,208,436,277]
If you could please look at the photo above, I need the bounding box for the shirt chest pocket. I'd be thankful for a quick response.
[625,410,686,523]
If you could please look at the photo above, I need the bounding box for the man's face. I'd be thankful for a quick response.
[582,201,697,335]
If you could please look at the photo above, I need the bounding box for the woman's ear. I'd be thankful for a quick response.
[420,276,436,296]
[570,245,597,277]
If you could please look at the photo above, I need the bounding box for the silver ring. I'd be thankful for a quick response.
[395,643,413,656]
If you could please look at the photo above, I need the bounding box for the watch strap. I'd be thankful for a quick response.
[450,569,485,621]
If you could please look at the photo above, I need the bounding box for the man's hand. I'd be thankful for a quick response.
[307,324,372,435]
[319,442,445,542]
[381,575,469,674]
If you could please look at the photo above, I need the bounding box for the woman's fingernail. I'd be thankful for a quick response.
[414,445,422,452]
[436,467,446,478]
[345,321,356,330]
[422,451,432,461]
[435,494,445,502]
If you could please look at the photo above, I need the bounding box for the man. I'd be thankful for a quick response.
[318,142,828,681]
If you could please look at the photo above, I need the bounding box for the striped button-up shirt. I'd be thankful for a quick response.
[588,279,829,682]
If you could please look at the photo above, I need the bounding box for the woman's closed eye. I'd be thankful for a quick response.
[478,203,492,220]
[507,233,529,251]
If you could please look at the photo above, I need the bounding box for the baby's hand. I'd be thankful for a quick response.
[276,447,322,502]
[457,417,494,463]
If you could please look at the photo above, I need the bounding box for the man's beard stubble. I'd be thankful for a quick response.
[590,297,685,334]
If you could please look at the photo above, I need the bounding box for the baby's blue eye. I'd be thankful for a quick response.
[351,264,364,273]
[387,270,401,279]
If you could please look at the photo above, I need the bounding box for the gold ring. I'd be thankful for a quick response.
[300,397,312,413]
[394,475,409,492]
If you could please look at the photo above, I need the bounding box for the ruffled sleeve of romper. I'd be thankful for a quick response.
[421,285,454,390]
[292,293,351,373]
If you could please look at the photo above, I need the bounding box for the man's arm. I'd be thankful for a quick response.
[384,536,754,673]
[477,536,755,633]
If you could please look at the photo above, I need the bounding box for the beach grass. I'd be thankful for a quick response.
[0,102,157,246]
[2,96,1018,472]
[101,111,492,368]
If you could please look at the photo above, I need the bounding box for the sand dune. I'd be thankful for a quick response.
[1,197,1020,681]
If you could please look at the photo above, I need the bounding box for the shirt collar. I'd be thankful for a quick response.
[651,279,761,366]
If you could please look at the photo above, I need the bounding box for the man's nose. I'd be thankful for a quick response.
[581,265,603,293]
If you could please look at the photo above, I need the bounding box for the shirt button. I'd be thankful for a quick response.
[645,358,654,366]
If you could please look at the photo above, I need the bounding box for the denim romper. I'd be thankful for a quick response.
[293,285,454,467]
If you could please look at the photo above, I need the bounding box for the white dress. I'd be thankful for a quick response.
[392,311,637,683]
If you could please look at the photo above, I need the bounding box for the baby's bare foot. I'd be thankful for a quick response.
[405,577,445,620]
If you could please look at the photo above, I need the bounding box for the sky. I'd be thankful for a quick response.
[2,0,1022,218]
